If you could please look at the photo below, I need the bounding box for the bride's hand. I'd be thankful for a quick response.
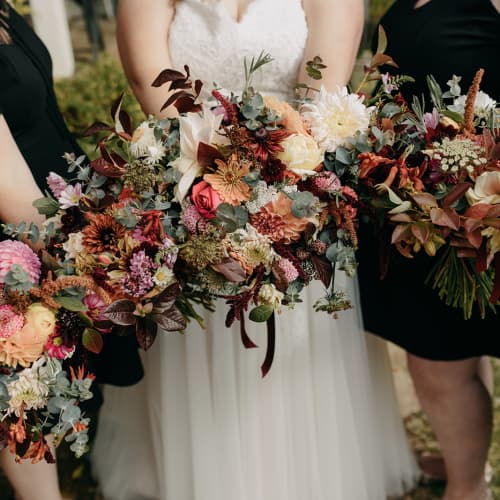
[300,0,364,91]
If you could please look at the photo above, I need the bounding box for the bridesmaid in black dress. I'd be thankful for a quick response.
[0,2,141,497]
[358,1,500,499]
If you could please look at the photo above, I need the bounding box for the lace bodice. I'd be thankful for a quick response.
[169,0,308,100]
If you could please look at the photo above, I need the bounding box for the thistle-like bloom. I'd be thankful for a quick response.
[82,213,127,254]
[204,154,251,205]
[301,86,373,153]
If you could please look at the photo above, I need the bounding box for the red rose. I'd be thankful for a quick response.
[191,181,222,219]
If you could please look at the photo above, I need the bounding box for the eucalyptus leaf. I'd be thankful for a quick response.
[249,305,274,323]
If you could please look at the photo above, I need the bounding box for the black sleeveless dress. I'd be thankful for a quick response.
[0,5,143,385]
[357,0,500,361]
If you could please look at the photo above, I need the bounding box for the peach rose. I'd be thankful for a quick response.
[466,171,500,206]
[191,181,223,219]
[0,303,56,368]
[263,96,309,135]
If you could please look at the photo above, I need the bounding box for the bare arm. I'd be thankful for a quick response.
[116,0,176,117]
[0,115,45,227]
[300,0,364,91]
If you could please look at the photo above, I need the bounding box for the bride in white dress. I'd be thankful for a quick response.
[92,1,419,499]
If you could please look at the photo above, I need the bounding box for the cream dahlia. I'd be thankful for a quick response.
[301,86,373,153]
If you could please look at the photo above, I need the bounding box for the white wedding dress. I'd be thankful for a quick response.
[92,1,419,499]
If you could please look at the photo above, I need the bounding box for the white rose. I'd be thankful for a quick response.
[257,284,284,311]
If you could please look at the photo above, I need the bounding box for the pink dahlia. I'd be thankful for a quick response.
[0,305,24,339]
[0,241,41,284]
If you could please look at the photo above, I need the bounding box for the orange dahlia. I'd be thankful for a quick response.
[82,213,127,254]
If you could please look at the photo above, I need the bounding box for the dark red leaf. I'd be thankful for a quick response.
[103,300,137,326]
[118,110,133,136]
[430,207,461,230]
[169,79,193,91]
[83,121,112,137]
[311,254,333,288]
[152,68,186,88]
[151,307,187,332]
[175,95,203,114]
[160,90,191,112]
[136,319,157,350]
[110,93,124,121]
[464,203,492,219]
[194,79,203,97]
[442,182,472,207]
[197,142,223,169]
[91,157,125,178]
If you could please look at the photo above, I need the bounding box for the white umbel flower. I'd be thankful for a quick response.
[301,86,373,153]
[130,121,166,163]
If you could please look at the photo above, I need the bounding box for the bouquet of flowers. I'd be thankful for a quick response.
[349,62,499,318]
[0,240,97,462]
[149,54,372,372]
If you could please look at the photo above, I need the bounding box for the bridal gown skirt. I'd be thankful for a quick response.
[92,273,419,500]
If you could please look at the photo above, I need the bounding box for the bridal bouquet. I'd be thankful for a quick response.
[149,55,371,372]
[353,67,500,318]
[0,240,96,462]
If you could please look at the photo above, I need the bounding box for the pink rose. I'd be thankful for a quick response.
[191,181,222,219]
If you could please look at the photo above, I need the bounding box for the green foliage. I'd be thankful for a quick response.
[364,0,396,50]
[54,54,144,157]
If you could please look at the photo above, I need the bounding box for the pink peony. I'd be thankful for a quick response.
[0,241,41,284]
[0,305,24,339]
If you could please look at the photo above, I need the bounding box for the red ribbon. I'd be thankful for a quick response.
[261,313,276,378]
[240,315,258,349]
[489,254,500,304]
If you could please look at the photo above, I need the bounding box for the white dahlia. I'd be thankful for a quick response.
[7,368,50,416]
[301,86,373,153]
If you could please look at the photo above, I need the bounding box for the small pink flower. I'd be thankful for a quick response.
[0,305,24,339]
[58,184,83,209]
[278,258,299,283]
[381,73,397,94]
[45,331,75,360]
[313,172,341,192]
[83,292,109,323]
[0,240,41,284]
[181,203,207,234]
[46,172,68,198]
[424,108,440,130]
